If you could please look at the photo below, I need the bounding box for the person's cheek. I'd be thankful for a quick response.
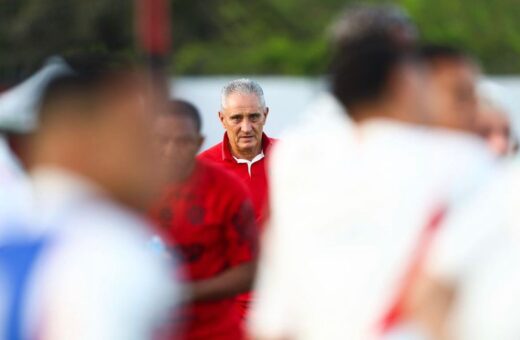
[234,125,241,142]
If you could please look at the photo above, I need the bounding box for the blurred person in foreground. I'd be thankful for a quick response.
[420,44,517,156]
[0,58,70,230]
[476,82,516,158]
[250,5,500,340]
[198,79,275,225]
[0,56,178,340]
[150,99,258,340]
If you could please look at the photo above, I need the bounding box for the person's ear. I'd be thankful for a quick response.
[6,133,31,170]
[264,107,270,121]
[218,111,226,128]
[196,136,205,153]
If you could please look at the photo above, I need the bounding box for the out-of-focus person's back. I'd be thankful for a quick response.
[250,5,500,340]
[0,55,179,340]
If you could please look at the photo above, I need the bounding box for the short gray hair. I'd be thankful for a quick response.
[221,78,266,109]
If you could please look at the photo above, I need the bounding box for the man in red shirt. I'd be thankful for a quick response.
[151,99,258,340]
[198,79,275,224]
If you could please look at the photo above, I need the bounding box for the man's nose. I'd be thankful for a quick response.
[240,120,253,133]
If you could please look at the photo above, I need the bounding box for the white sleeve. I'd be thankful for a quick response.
[426,174,507,284]
[37,230,177,340]
[248,229,294,338]
[249,137,307,339]
[439,164,520,340]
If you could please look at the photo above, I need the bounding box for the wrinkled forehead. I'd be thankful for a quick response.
[222,92,264,110]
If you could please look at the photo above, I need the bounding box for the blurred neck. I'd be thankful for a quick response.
[170,160,197,183]
[350,102,420,126]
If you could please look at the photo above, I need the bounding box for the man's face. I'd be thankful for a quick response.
[424,59,479,132]
[155,114,202,181]
[219,92,268,157]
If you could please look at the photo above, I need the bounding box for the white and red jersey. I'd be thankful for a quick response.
[439,158,520,340]
[249,94,498,340]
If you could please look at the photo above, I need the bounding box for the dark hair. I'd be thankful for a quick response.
[419,44,474,66]
[39,53,137,122]
[329,6,418,116]
[330,33,416,114]
[168,99,202,133]
[331,5,417,46]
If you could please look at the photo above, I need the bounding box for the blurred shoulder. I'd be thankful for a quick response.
[424,128,496,177]
[271,93,353,167]
[198,142,223,161]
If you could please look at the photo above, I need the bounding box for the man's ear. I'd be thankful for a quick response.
[197,136,205,151]
[218,111,226,128]
[264,107,270,120]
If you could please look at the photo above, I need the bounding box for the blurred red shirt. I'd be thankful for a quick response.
[198,133,275,226]
[150,159,258,340]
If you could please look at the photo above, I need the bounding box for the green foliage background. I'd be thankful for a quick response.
[1,0,519,80]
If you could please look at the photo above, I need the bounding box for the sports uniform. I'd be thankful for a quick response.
[151,159,258,340]
[199,133,274,320]
[250,95,498,340]
[27,166,178,340]
[198,133,275,225]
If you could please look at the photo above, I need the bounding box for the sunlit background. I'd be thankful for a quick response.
[1,0,520,147]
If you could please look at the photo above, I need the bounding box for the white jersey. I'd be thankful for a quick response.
[18,166,178,340]
[442,158,520,340]
[250,94,498,340]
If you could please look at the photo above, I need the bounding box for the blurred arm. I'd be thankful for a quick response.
[190,261,256,302]
[403,272,455,340]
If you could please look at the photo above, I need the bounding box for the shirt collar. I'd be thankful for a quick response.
[233,152,265,176]
[233,151,265,163]
[221,132,272,161]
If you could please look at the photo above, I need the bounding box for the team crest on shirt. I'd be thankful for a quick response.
[159,207,173,228]
[188,205,205,226]
[231,201,257,252]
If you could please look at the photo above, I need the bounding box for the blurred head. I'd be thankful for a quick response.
[155,99,203,182]
[30,57,166,211]
[476,97,512,157]
[420,45,480,132]
[330,4,418,49]
[329,5,425,124]
[219,79,269,160]
[330,16,425,123]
